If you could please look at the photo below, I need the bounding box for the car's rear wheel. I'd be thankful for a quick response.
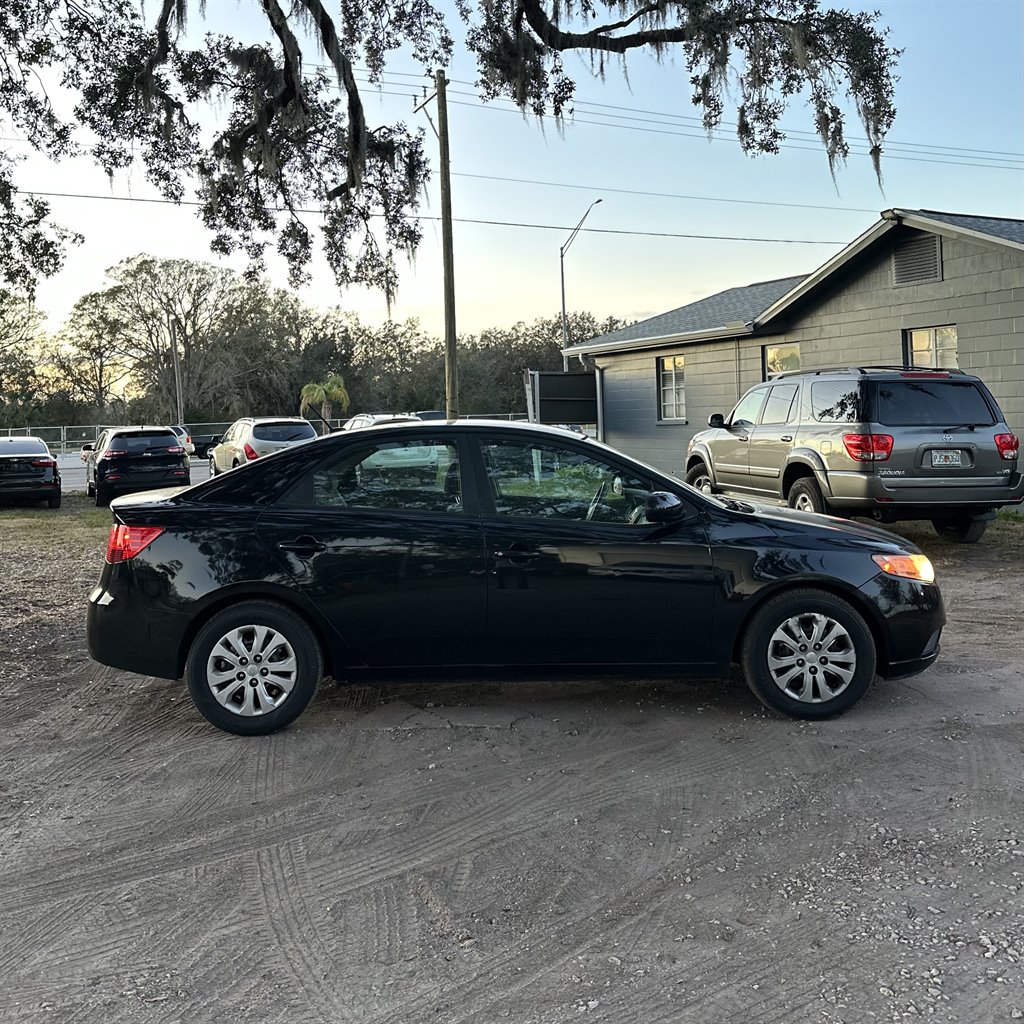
[741,588,876,719]
[931,517,987,543]
[787,477,828,515]
[87,479,95,497]
[47,492,61,509]
[185,601,323,735]
[95,483,111,507]
[685,463,714,494]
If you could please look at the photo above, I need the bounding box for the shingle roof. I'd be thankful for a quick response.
[901,209,1024,247]
[575,274,806,350]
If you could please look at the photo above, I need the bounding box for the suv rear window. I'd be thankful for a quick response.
[252,422,317,442]
[109,432,179,451]
[872,380,996,427]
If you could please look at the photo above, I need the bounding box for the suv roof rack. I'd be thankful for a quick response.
[769,364,969,379]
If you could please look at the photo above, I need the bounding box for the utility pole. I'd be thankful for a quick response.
[168,314,184,425]
[416,71,458,418]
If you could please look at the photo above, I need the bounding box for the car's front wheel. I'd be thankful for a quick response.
[208,455,218,477]
[95,483,111,507]
[931,517,987,543]
[740,588,876,719]
[185,601,323,735]
[685,463,714,494]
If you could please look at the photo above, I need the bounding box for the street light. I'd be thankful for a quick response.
[560,199,603,361]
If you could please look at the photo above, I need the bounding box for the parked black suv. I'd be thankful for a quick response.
[82,426,191,506]
[686,366,1022,542]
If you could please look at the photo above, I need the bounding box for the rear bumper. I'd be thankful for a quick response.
[826,469,1023,514]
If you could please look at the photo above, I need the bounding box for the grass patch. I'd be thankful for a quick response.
[0,492,111,541]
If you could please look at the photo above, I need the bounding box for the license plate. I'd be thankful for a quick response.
[931,449,962,467]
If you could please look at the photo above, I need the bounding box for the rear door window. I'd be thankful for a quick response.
[109,432,180,452]
[872,380,996,426]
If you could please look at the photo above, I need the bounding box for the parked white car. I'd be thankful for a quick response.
[168,424,196,456]
[208,417,317,475]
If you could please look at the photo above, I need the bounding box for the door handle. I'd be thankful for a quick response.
[781,435,793,442]
[278,535,326,555]
[494,546,539,565]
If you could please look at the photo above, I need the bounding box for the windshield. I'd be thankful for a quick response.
[872,380,996,427]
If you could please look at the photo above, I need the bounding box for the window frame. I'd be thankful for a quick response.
[657,354,687,423]
[761,342,801,381]
[902,325,959,369]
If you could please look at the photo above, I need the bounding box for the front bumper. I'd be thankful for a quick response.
[857,573,946,680]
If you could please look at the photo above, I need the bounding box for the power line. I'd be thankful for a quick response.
[16,188,847,244]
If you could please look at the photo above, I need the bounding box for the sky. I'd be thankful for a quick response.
[15,0,1024,340]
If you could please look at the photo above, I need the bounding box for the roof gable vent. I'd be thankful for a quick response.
[892,233,941,285]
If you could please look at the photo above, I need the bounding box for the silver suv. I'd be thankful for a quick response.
[208,417,318,475]
[686,366,1022,542]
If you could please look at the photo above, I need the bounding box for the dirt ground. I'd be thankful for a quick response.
[1,496,1023,1024]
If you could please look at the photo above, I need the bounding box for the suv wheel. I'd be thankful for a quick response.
[685,463,714,494]
[208,455,218,477]
[741,588,876,719]
[931,517,988,544]
[185,601,323,735]
[788,477,827,515]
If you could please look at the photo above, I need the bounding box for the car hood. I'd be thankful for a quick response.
[725,499,920,553]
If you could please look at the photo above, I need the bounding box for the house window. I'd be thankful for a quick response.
[904,326,958,369]
[658,355,686,421]
[762,342,800,379]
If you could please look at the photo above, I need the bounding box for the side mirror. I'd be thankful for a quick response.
[209,435,221,444]
[707,413,725,428]
[645,491,686,524]
[81,443,94,452]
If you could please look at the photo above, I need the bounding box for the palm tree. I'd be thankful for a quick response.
[299,374,351,434]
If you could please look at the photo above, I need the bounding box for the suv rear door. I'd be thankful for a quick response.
[103,430,188,487]
[870,375,1010,490]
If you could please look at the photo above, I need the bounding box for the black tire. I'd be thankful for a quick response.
[185,600,323,736]
[87,479,95,497]
[95,483,111,507]
[931,517,987,543]
[740,588,876,719]
[685,462,714,494]
[47,492,62,509]
[787,477,828,515]
[208,456,218,477]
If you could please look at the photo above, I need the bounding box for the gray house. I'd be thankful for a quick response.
[565,209,1024,476]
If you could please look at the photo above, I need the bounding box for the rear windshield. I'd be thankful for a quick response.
[1,438,48,455]
[872,380,996,427]
[252,422,317,442]
[109,432,180,451]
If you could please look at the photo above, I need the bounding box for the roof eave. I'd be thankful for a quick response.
[564,323,754,358]
[895,210,1024,252]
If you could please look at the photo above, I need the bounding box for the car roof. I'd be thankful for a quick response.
[769,365,982,382]
[108,425,177,435]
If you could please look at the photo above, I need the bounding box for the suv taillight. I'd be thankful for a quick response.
[166,445,185,454]
[102,449,128,458]
[843,433,894,462]
[995,433,1019,460]
[243,443,259,460]
[105,525,164,563]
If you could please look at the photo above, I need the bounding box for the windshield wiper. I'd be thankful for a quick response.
[943,422,979,432]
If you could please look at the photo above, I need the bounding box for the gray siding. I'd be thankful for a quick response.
[596,230,1024,476]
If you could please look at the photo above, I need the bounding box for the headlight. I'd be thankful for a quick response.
[871,552,935,583]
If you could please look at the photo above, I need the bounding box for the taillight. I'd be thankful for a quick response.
[102,449,128,458]
[30,457,56,468]
[166,445,185,454]
[105,525,164,563]
[843,433,894,462]
[995,433,1019,460]
[243,443,260,460]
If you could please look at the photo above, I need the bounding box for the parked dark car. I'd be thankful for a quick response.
[87,421,945,735]
[686,365,1021,542]
[190,433,220,459]
[0,436,61,507]
[82,426,190,506]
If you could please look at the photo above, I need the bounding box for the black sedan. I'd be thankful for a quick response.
[87,421,945,735]
[0,436,61,507]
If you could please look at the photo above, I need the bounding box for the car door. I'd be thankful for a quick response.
[87,431,109,488]
[470,432,716,667]
[714,387,769,491]
[256,434,489,668]
[746,382,800,498]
